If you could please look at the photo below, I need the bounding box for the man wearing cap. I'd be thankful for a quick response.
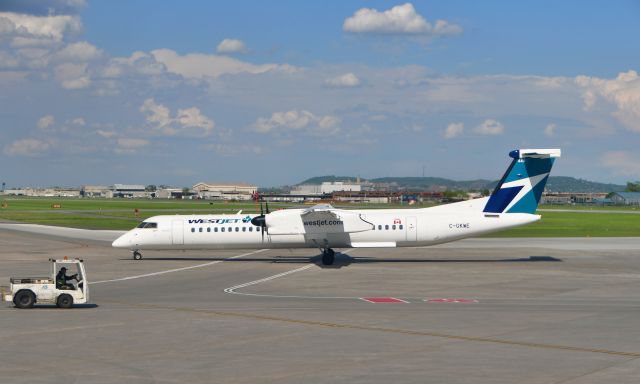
[56,267,77,290]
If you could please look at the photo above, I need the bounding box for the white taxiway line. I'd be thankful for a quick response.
[224,264,314,294]
[224,250,358,299]
[91,249,266,285]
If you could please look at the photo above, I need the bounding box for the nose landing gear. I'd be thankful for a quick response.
[132,251,142,260]
[321,248,335,266]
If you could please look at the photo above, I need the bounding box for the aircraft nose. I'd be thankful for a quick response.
[112,232,131,248]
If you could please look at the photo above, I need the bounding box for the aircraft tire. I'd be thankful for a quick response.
[133,251,142,260]
[322,252,335,266]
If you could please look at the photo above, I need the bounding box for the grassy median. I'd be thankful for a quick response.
[0,197,638,236]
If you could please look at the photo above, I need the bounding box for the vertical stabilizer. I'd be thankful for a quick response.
[484,149,561,214]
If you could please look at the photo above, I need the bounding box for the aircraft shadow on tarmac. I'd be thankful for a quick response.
[134,254,562,270]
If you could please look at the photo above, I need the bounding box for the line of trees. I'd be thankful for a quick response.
[626,182,640,192]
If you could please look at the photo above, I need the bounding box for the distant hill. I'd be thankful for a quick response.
[298,176,359,185]
[544,176,625,193]
[371,177,493,191]
[297,175,625,193]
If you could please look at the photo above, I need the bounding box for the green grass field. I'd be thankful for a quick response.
[0,197,638,236]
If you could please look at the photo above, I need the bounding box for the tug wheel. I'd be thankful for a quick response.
[56,294,74,309]
[13,290,36,309]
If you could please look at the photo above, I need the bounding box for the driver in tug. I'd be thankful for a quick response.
[56,267,78,290]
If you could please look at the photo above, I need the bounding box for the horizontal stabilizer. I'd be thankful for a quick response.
[509,148,561,159]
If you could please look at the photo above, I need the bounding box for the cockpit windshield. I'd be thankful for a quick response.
[136,222,158,229]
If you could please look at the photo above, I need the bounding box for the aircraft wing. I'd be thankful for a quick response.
[266,205,373,235]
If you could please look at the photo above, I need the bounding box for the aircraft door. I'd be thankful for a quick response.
[172,220,184,245]
[406,216,417,241]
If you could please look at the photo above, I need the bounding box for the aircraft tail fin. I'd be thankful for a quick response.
[483,149,561,214]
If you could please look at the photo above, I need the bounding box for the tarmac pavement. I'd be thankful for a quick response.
[1,225,639,383]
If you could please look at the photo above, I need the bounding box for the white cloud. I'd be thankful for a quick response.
[473,119,504,135]
[54,62,90,89]
[544,123,556,137]
[576,70,640,132]
[140,98,172,130]
[37,115,55,130]
[140,98,215,137]
[115,138,150,154]
[216,38,247,54]
[0,12,82,44]
[96,129,116,138]
[102,51,165,78]
[176,107,214,135]
[255,110,314,132]
[325,72,361,88]
[343,3,462,35]
[15,47,50,68]
[151,49,294,79]
[600,151,640,176]
[443,122,464,139]
[54,41,102,62]
[4,138,50,156]
[71,117,85,126]
[254,109,340,135]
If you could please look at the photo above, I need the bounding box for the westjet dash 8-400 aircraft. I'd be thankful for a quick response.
[113,148,560,265]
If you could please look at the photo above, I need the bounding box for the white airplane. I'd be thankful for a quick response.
[113,148,560,265]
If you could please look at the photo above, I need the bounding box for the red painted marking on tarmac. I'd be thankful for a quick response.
[425,299,479,303]
[360,297,408,303]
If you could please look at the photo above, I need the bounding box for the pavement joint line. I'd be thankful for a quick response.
[101,300,640,359]
[91,249,267,284]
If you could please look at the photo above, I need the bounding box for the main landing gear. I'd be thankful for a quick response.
[321,248,335,266]
[132,250,142,260]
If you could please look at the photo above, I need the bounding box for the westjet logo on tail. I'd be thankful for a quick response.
[484,149,560,214]
[188,216,253,224]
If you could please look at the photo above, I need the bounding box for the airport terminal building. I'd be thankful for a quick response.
[192,182,257,201]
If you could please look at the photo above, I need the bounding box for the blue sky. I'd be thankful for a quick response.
[1,1,639,187]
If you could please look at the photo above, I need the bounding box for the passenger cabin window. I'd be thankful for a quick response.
[392,225,396,230]
[399,225,404,230]
[191,228,195,233]
[242,227,246,232]
[137,222,158,229]
[385,225,389,230]
[199,228,203,233]
[235,227,240,232]
[378,225,382,230]
[207,227,211,233]
[214,227,218,232]
[221,228,225,232]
